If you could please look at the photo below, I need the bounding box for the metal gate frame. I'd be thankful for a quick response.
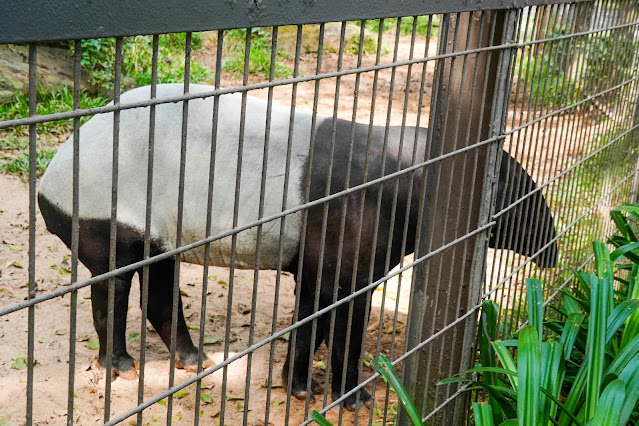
[1,1,638,425]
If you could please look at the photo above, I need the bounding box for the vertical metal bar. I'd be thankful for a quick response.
[368,18,404,424]
[280,22,323,426]
[242,23,276,420]
[167,32,192,426]
[26,42,37,426]
[195,29,223,426]
[220,27,251,426]
[104,36,123,423]
[66,39,82,426]
[292,20,345,417]
[363,17,395,425]
[333,19,368,425]
[137,33,159,426]
[263,25,287,426]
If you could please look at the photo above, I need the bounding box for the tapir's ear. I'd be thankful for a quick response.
[490,152,558,268]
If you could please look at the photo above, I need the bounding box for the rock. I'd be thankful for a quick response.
[0,44,97,101]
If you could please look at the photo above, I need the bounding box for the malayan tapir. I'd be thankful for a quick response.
[38,83,557,409]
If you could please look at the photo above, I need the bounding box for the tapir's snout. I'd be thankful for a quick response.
[490,153,559,269]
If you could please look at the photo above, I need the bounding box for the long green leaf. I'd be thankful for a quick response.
[593,241,615,286]
[610,242,639,262]
[558,362,587,426]
[584,273,610,420]
[518,326,541,426]
[605,332,639,376]
[479,300,504,423]
[610,209,637,242]
[621,265,639,350]
[539,387,583,426]
[376,355,422,426]
[559,313,586,361]
[493,341,519,391]
[590,379,626,426]
[617,352,639,424]
[540,342,565,422]
[606,299,639,343]
[619,204,639,217]
[527,278,544,342]
[311,410,333,426]
[473,402,496,426]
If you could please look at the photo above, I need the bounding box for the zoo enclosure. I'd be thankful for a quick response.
[0,0,638,425]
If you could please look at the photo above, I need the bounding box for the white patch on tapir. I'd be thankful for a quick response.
[39,84,325,269]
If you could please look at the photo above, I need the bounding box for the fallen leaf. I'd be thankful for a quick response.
[87,338,99,350]
[174,389,189,399]
[128,333,140,342]
[209,314,226,323]
[200,392,213,404]
[9,244,21,252]
[186,323,200,331]
[203,335,220,345]
[55,329,66,335]
[12,355,27,370]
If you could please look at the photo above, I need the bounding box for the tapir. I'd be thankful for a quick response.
[38,84,557,409]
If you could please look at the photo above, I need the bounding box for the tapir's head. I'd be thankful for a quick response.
[489,154,558,268]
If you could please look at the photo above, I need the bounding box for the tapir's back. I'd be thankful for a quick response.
[38,84,314,270]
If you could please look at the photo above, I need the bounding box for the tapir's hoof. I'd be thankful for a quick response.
[177,355,216,373]
[291,378,323,401]
[333,389,372,411]
[98,356,139,381]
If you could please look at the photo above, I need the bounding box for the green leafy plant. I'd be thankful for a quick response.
[444,203,639,425]
[75,33,212,89]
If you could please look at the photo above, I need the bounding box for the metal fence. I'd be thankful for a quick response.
[0,0,638,425]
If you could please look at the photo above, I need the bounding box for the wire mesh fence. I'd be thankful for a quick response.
[0,0,638,425]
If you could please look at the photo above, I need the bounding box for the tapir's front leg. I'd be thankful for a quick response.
[142,259,215,371]
[91,274,139,380]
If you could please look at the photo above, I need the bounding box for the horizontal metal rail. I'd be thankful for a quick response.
[2,18,636,130]
[2,0,596,44]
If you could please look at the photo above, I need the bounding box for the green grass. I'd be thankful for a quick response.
[0,149,56,177]
[222,28,294,79]
[76,33,213,89]
[0,87,109,177]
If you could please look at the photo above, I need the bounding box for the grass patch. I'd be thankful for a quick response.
[0,87,109,178]
[76,33,213,89]
[0,149,57,177]
[222,28,294,79]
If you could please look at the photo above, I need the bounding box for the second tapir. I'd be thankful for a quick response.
[38,84,557,409]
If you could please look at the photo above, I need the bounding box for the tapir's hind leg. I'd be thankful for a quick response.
[140,259,215,371]
[326,291,372,410]
[91,272,139,380]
